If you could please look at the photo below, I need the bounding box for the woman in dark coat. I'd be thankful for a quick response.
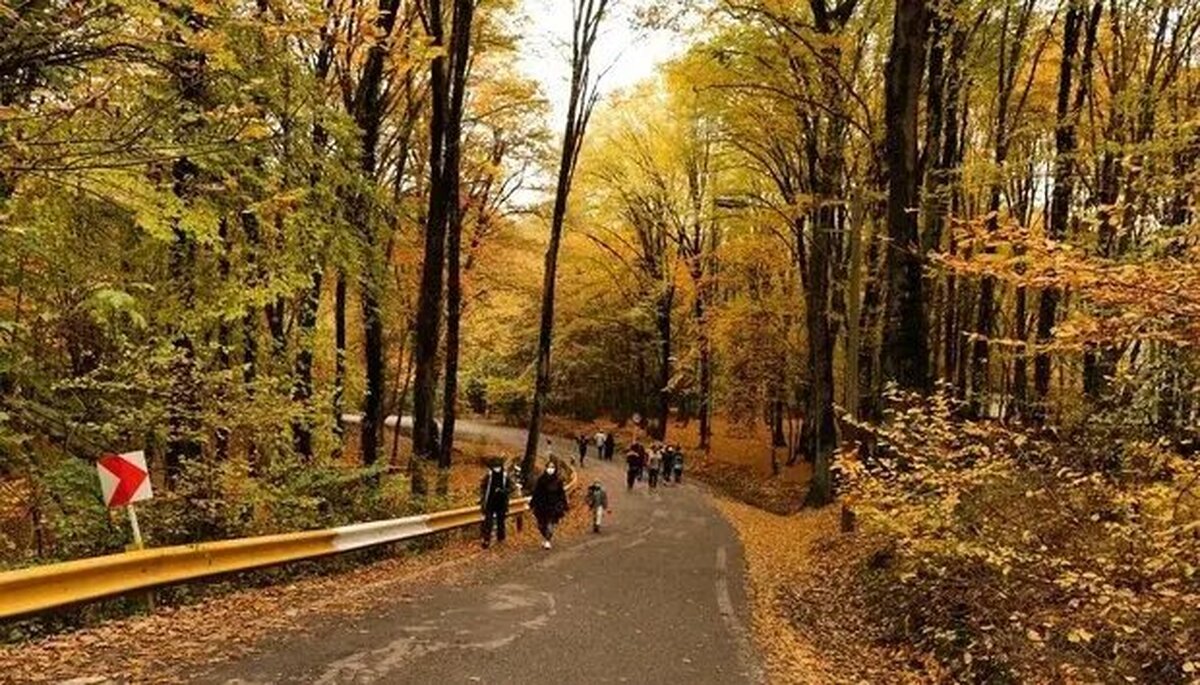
[530,462,569,549]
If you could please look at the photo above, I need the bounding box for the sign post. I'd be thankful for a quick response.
[126,503,145,550]
[97,450,154,608]
[97,450,154,541]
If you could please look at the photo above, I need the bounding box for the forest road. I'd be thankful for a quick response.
[201,420,762,685]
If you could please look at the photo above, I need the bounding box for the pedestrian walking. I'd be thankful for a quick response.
[479,462,512,548]
[672,447,684,483]
[585,480,608,533]
[604,432,616,461]
[632,441,648,481]
[661,445,676,485]
[576,434,589,467]
[625,443,646,491]
[594,430,606,461]
[647,444,663,489]
[531,462,569,549]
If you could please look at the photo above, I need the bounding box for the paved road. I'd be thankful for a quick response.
[202,422,761,685]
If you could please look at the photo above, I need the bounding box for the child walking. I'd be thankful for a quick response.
[585,480,608,533]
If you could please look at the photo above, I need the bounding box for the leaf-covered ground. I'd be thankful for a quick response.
[714,499,934,684]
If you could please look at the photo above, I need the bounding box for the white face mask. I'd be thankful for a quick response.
[546,467,556,475]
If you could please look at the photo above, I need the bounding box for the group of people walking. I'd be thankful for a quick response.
[623,441,684,490]
[479,457,569,550]
[479,430,687,550]
[575,430,616,466]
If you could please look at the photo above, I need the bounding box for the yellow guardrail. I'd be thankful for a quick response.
[0,465,576,620]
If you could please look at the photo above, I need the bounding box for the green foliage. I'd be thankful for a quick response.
[487,378,530,425]
[36,456,127,562]
[465,377,488,415]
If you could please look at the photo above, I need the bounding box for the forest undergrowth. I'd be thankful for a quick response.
[721,389,1200,684]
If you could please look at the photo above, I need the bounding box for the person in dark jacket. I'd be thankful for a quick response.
[661,445,676,485]
[626,443,647,491]
[530,462,569,549]
[479,462,512,548]
[671,446,684,483]
[576,434,589,467]
[604,432,616,461]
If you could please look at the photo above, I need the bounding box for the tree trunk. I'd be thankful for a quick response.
[844,194,865,419]
[412,0,450,468]
[524,127,580,460]
[348,0,404,469]
[439,0,478,480]
[1011,283,1029,418]
[881,0,931,393]
[241,210,261,469]
[522,0,611,481]
[772,398,787,448]
[652,285,674,441]
[391,331,415,465]
[266,215,287,360]
[1035,0,1100,420]
[803,204,838,506]
[696,290,712,449]
[333,274,347,445]
[858,231,885,420]
[292,268,321,459]
[216,217,232,463]
[165,27,208,487]
[293,32,334,461]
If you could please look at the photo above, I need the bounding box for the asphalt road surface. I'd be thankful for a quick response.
[202,421,761,685]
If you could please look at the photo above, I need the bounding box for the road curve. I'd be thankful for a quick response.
[201,421,761,685]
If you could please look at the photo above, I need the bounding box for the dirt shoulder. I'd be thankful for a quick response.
[713,499,934,684]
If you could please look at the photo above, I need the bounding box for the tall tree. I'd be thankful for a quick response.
[880,0,931,394]
[1034,0,1100,420]
[971,0,1038,417]
[351,0,409,467]
[521,0,612,479]
[412,0,454,477]
[439,0,479,481]
[802,0,860,506]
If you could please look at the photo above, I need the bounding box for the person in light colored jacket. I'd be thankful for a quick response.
[647,444,663,488]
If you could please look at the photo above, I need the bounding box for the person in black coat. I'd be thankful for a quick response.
[479,463,512,548]
[530,462,568,549]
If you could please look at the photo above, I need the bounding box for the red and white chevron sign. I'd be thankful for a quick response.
[97,451,153,508]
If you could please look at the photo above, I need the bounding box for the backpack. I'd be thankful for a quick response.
[485,470,508,503]
[586,483,607,509]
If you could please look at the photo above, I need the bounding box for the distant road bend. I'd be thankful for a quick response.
[206,420,762,684]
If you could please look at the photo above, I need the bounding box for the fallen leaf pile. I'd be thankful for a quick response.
[715,499,933,684]
[690,459,808,515]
